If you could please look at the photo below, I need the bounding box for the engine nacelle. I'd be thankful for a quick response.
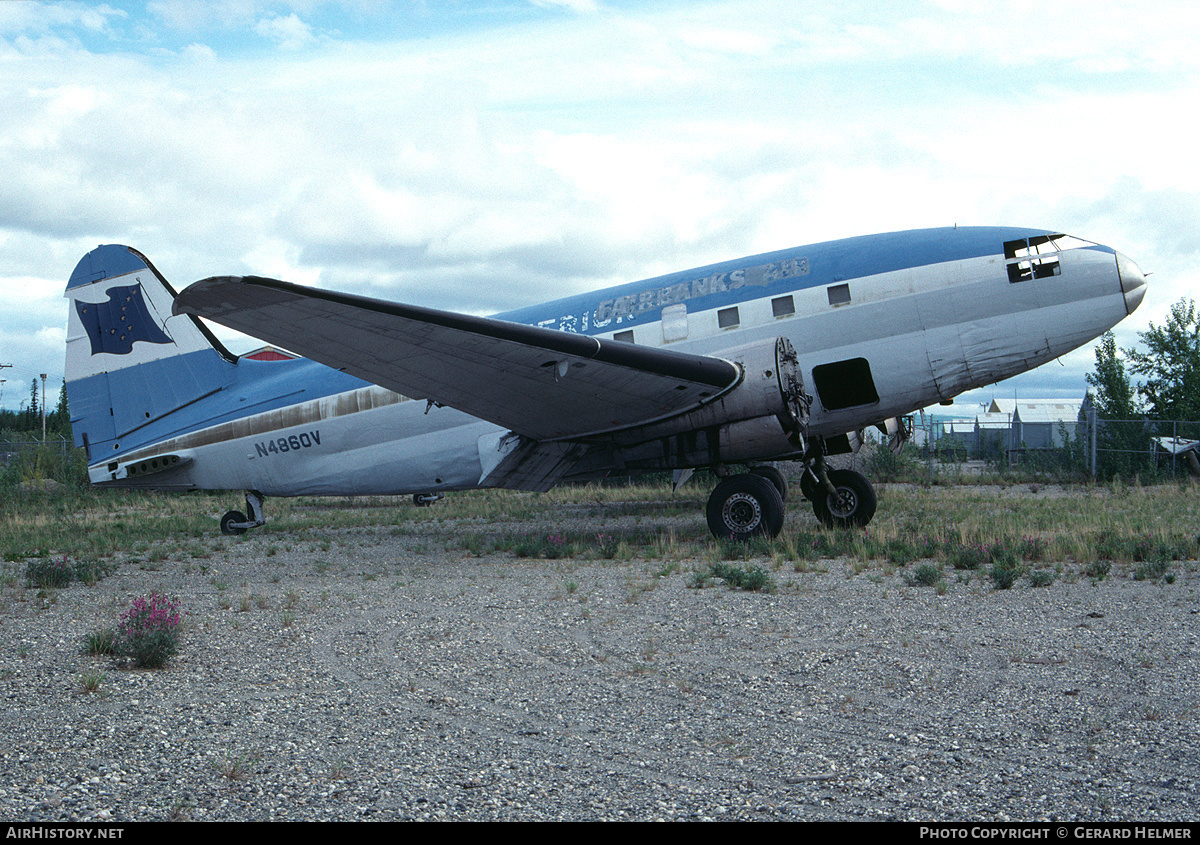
[612,336,810,470]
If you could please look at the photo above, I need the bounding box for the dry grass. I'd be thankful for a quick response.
[3,478,1198,584]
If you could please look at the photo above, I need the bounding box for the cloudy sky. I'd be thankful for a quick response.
[2,0,1197,419]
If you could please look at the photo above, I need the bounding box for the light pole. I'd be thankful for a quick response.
[0,364,10,411]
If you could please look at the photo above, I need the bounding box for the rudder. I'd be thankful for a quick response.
[64,245,236,463]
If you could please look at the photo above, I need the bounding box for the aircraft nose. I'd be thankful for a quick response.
[1116,251,1147,315]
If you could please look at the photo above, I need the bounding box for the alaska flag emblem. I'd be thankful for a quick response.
[75,284,173,355]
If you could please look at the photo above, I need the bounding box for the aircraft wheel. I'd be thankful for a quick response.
[812,469,877,528]
[749,465,788,501]
[706,473,785,541]
[220,510,248,536]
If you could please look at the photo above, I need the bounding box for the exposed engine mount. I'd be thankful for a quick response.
[613,336,810,470]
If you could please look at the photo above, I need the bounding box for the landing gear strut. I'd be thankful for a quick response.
[220,491,266,536]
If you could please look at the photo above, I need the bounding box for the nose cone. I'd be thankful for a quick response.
[1116,251,1147,315]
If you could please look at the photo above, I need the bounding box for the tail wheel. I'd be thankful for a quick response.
[706,473,785,541]
[220,510,248,536]
[812,469,876,528]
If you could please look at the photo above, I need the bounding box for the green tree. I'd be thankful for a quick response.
[42,379,71,439]
[1127,299,1200,427]
[1086,331,1150,479]
[1087,332,1137,419]
[27,378,39,430]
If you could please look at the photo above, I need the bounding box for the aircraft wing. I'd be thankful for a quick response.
[173,276,741,442]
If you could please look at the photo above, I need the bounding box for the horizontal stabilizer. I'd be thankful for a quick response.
[174,276,742,441]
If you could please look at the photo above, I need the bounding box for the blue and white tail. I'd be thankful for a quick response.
[64,245,236,464]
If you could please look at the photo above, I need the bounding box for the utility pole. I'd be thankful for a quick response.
[0,364,11,414]
[40,373,47,439]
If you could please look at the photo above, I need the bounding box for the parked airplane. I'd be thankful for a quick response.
[63,227,1146,539]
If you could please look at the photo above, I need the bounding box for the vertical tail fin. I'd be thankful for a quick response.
[64,246,236,462]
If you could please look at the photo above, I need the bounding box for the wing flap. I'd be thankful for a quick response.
[173,276,742,442]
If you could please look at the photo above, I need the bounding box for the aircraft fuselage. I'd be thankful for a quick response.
[65,227,1146,526]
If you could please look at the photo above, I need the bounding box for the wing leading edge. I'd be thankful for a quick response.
[173,276,743,442]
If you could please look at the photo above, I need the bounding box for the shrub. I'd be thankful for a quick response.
[911,562,943,587]
[947,543,989,571]
[115,592,183,669]
[24,556,113,589]
[25,556,72,588]
[990,552,1023,590]
[82,627,118,656]
[78,669,106,693]
[711,562,775,593]
[73,559,113,586]
[1133,558,1171,582]
[1018,536,1047,562]
[686,569,713,589]
[1029,570,1055,588]
[507,532,570,559]
[886,540,916,566]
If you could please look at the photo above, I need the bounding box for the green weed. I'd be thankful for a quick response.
[710,562,776,593]
[910,562,943,587]
[81,627,118,656]
[78,668,106,694]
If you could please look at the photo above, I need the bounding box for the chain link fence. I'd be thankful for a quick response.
[908,411,1200,481]
[1,438,76,467]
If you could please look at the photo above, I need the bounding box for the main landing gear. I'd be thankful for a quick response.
[220,491,266,536]
[704,461,876,540]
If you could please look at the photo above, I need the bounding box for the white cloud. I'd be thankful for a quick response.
[1,0,1197,398]
[531,0,601,13]
[255,12,317,50]
[145,0,263,32]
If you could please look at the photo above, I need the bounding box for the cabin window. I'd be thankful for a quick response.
[827,283,851,306]
[661,303,688,342]
[717,307,740,329]
[772,295,795,318]
[614,329,634,342]
[1004,236,1061,283]
[812,357,880,411]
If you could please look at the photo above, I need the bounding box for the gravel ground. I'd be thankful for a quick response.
[1,501,1198,822]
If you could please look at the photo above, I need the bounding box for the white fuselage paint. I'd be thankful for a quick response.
[102,242,1134,496]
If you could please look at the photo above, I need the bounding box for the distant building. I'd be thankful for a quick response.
[973,411,1014,458]
[985,398,1082,451]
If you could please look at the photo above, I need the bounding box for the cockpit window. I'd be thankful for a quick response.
[1004,234,1068,283]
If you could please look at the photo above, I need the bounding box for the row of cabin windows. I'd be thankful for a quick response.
[609,285,853,344]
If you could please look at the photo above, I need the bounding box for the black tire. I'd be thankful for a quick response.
[749,465,788,502]
[799,469,820,502]
[706,474,785,541]
[220,510,248,536]
[812,469,877,528]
